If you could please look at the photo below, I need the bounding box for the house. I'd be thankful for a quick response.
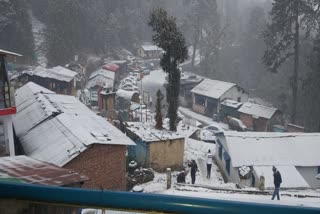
[219,99,243,121]
[86,67,115,106]
[191,79,248,117]
[125,122,185,172]
[20,66,78,95]
[215,131,320,189]
[238,102,282,131]
[137,44,163,59]
[13,82,135,190]
[0,155,88,187]
[99,84,116,119]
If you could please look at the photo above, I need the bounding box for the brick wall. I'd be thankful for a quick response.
[240,113,253,129]
[64,144,127,191]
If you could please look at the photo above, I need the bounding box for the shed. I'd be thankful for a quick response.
[220,99,243,121]
[13,82,135,190]
[191,79,248,117]
[215,131,320,189]
[125,122,185,172]
[238,102,282,131]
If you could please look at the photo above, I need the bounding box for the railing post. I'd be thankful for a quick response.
[166,168,171,189]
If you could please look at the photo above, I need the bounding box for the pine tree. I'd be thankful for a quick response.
[155,89,164,130]
[263,0,314,123]
[149,8,188,131]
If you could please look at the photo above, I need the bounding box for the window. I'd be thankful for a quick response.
[195,95,206,106]
[318,166,320,174]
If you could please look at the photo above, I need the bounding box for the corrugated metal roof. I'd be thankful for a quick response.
[238,102,278,119]
[23,66,77,82]
[0,49,22,57]
[191,79,236,99]
[13,82,135,167]
[89,68,115,80]
[0,155,88,186]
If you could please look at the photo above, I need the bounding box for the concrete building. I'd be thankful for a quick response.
[13,82,135,190]
[125,122,185,172]
[238,102,282,131]
[215,131,320,189]
[191,79,248,117]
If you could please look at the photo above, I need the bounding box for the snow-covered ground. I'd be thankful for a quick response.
[179,106,229,129]
[138,120,320,208]
[29,10,47,67]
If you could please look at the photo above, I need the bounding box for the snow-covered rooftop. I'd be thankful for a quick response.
[13,82,135,167]
[253,165,309,189]
[140,45,162,52]
[221,132,320,167]
[116,89,139,101]
[191,79,236,99]
[89,68,115,80]
[221,99,243,108]
[238,102,278,119]
[126,122,184,142]
[23,66,77,82]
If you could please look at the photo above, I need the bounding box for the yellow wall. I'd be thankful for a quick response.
[148,138,184,172]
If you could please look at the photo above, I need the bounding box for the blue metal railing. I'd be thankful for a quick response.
[0,182,319,214]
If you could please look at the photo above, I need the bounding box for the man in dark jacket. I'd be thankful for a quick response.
[271,166,282,200]
[188,160,198,184]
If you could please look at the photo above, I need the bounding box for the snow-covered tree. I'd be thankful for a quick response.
[149,8,188,131]
[263,0,314,123]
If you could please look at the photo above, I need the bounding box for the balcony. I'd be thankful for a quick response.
[0,181,319,214]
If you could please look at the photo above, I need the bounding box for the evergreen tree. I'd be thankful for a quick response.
[155,89,164,130]
[263,0,314,123]
[149,8,188,131]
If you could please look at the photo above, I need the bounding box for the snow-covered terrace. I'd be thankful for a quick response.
[125,122,184,142]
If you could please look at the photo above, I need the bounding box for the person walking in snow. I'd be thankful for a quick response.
[206,149,213,178]
[188,160,198,184]
[271,166,282,200]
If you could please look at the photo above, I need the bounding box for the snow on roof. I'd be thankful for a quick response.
[221,132,320,167]
[86,75,114,89]
[89,68,115,80]
[140,45,162,51]
[126,122,184,142]
[238,102,278,119]
[253,166,309,189]
[23,66,77,82]
[116,89,139,101]
[221,99,242,108]
[102,63,119,72]
[191,79,236,99]
[0,155,88,186]
[0,48,22,57]
[13,83,135,167]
